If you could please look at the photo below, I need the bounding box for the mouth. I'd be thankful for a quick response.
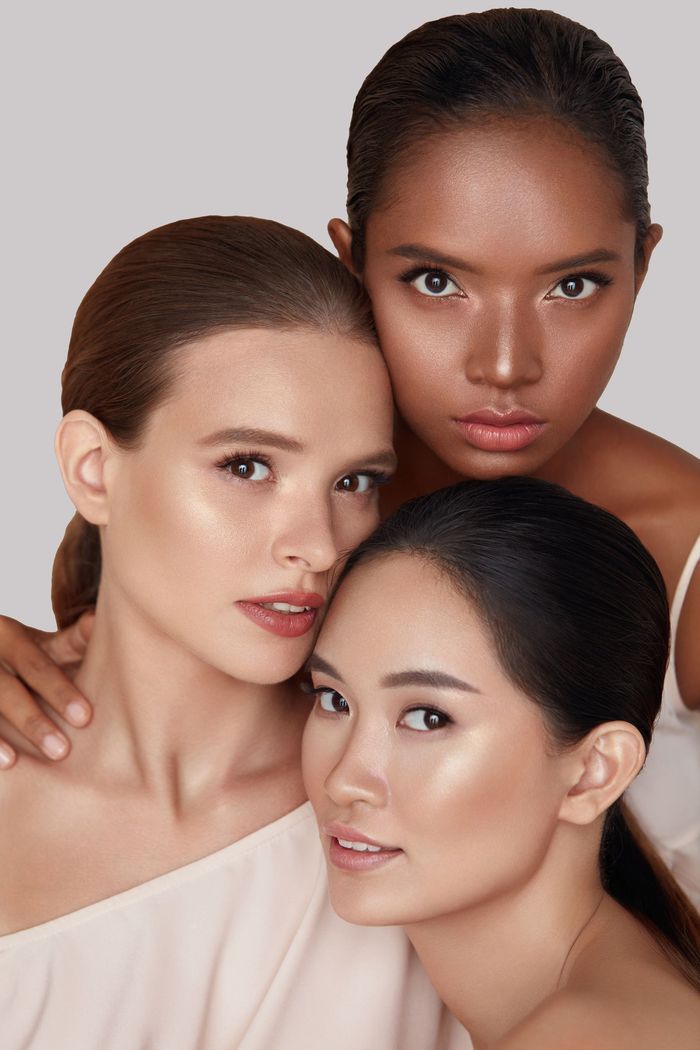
[236,591,324,638]
[324,823,403,872]
[454,409,546,453]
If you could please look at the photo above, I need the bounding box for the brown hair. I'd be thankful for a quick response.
[52,215,374,628]
[346,9,651,269]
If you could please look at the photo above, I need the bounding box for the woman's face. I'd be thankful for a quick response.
[354,119,655,479]
[302,554,570,927]
[101,327,395,685]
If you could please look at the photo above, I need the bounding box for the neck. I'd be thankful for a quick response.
[73,580,307,815]
[405,824,605,1047]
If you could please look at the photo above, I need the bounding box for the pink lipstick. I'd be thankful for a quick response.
[236,591,324,638]
[455,409,545,452]
[324,823,403,873]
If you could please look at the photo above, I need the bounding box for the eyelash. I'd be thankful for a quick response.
[215,450,393,494]
[398,264,614,301]
[304,684,454,732]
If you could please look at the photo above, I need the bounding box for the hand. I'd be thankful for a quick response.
[0,612,94,767]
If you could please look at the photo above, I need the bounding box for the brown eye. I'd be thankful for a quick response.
[412,270,459,297]
[550,275,599,300]
[223,458,271,481]
[337,474,374,494]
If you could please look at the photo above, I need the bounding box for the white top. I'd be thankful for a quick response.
[0,802,471,1050]
[626,535,700,907]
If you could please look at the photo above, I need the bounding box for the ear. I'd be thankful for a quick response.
[55,410,114,526]
[558,722,646,826]
[634,222,663,294]
[327,218,359,277]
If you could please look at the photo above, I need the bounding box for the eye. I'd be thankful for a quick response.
[548,275,602,300]
[409,270,461,298]
[221,457,272,481]
[315,688,350,715]
[400,707,452,732]
[336,472,380,494]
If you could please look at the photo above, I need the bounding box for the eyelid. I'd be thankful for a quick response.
[546,270,613,300]
[398,264,465,298]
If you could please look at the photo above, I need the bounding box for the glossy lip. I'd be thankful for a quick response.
[236,591,325,638]
[454,409,546,453]
[323,822,404,873]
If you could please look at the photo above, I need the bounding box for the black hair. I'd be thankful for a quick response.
[337,476,700,990]
[347,9,650,269]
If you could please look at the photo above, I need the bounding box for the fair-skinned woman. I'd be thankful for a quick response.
[302,478,700,1048]
[0,216,468,1049]
[1,11,699,895]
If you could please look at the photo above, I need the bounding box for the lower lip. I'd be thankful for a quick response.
[328,837,403,872]
[455,420,545,453]
[236,601,318,638]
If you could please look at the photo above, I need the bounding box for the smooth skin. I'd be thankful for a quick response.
[330,119,700,712]
[302,554,700,1049]
[0,326,395,932]
[1,117,699,756]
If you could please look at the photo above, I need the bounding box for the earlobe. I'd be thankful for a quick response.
[635,222,663,293]
[327,218,359,277]
[558,722,646,826]
[55,410,113,526]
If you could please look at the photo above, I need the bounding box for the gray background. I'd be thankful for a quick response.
[2,0,697,627]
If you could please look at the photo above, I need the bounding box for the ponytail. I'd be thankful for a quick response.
[602,801,700,991]
[51,513,101,629]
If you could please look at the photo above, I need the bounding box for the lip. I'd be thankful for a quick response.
[236,591,324,639]
[454,409,546,453]
[323,822,403,873]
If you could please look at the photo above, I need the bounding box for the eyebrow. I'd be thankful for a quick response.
[533,248,621,275]
[307,655,479,694]
[388,243,481,275]
[388,243,621,278]
[198,427,305,452]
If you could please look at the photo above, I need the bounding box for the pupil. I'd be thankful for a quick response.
[237,461,252,477]
[425,711,442,729]
[563,277,584,297]
[426,272,447,294]
[342,476,357,491]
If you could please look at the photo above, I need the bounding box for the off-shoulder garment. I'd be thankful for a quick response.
[0,802,470,1049]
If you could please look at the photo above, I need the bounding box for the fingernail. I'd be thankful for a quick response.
[0,746,15,769]
[43,733,69,759]
[66,700,90,726]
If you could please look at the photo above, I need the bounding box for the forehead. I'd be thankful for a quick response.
[319,554,498,674]
[147,326,393,445]
[367,118,635,268]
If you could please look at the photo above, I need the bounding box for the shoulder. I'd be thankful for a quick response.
[492,984,700,1050]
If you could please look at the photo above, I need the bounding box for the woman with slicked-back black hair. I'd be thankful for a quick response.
[326,7,700,905]
[304,477,700,1047]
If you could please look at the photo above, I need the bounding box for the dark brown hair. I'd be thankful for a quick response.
[337,477,700,991]
[346,8,651,269]
[52,215,374,628]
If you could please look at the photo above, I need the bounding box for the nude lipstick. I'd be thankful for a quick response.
[324,823,403,873]
[236,591,324,638]
[455,410,545,452]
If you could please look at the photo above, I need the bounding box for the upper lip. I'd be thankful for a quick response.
[239,591,325,608]
[323,822,399,850]
[456,409,544,426]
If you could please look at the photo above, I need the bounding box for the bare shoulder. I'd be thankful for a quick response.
[492,981,700,1050]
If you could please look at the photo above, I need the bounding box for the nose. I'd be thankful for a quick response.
[271,494,340,574]
[323,721,389,810]
[465,297,543,389]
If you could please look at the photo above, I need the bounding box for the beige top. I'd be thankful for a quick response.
[626,536,700,907]
[0,802,471,1050]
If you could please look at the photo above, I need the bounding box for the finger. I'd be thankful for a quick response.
[0,618,91,729]
[38,610,95,666]
[0,671,71,760]
[0,741,17,770]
